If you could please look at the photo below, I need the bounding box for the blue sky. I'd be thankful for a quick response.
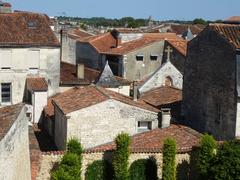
[7,0,240,21]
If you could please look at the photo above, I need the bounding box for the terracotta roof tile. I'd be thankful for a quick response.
[86,124,201,153]
[210,23,240,49]
[166,39,187,56]
[65,28,94,40]
[140,86,182,107]
[0,12,59,47]
[27,77,48,91]
[170,24,205,35]
[0,103,24,141]
[224,16,240,24]
[44,86,159,116]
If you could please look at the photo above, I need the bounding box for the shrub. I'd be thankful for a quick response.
[129,158,157,180]
[85,160,113,180]
[112,133,131,180]
[162,138,177,180]
[67,138,83,156]
[198,134,216,178]
[209,140,240,180]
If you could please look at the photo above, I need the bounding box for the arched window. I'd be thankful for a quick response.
[165,76,173,86]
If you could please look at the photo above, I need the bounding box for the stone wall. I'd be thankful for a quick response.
[0,106,31,180]
[38,150,198,180]
[66,99,159,148]
[61,34,77,65]
[183,27,237,140]
[0,47,60,105]
[125,41,164,81]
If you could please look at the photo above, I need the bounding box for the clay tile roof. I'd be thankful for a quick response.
[140,86,182,107]
[224,16,240,24]
[104,33,181,55]
[86,124,201,153]
[27,77,48,91]
[66,28,94,40]
[60,62,131,86]
[45,86,159,116]
[0,103,24,141]
[210,23,240,49]
[166,39,187,56]
[0,12,59,47]
[170,24,205,35]
[114,28,143,33]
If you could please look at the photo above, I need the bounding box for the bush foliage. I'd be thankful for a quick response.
[112,133,131,180]
[162,138,177,180]
[67,138,83,156]
[129,158,157,180]
[85,160,113,180]
[198,134,217,178]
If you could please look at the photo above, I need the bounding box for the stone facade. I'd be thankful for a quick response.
[61,34,77,65]
[183,27,237,140]
[0,48,60,106]
[138,61,183,94]
[54,99,159,149]
[0,106,31,180]
[38,150,198,180]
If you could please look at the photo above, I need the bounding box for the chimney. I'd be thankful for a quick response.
[77,64,84,79]
[116,34,122,47]
[161,108,171,128]
[133,81,138,101]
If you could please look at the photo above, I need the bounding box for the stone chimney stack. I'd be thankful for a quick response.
[133,81,138,101]
[0,2,12,13]
[77,64,84,79]
[116,34,122,47]
[161,108,171,128]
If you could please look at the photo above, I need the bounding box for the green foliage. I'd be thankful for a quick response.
[67,138,83,156]
[112,133,131,180]
[208,140,240,180]
[193,18,208,25]
[85,160,113,180]
[162,138,177,180]
[129,158,157,180]
[52,153,81,180]
[198,134,217,178]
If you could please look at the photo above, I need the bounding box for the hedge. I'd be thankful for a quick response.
[112,133,131,180]
[129,158,157,180]
[162,138,177,180]
[85,160,113,180]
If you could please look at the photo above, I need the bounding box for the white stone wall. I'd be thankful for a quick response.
[61,35,77,65]
[65,99,158,148]
[106,86,130,96]
[120,33,143,43]
[32,91,48,124]
[0,47,60,105]
[0,106,31,180]
[139,61,183,94]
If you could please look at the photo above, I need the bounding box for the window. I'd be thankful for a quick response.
[1,83,11,103]
[137,121,152,132]
[165,76,173,86]
[136,55,144,61]
[150,54,158,61]
[0,50,12,69]
[28,21,37,29]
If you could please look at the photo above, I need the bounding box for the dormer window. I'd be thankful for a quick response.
[150,54,158,61]
[136,54,144,61]
[28,21,37,29]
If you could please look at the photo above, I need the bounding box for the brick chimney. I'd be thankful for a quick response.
[77,64,84,79]
[161,108,171,128]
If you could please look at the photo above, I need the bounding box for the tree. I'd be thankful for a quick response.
[162,138,177,180]
[198,134,217,178]
[209,140,240,180]
[193,18,207,25]
[112,133,131,180]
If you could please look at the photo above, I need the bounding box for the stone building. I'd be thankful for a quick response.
[44,85,160,149]
[0,103,31,180]
[0,11,60,107]
[183,23,240,140]
[76,30,182,81]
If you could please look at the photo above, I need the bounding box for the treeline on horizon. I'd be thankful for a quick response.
[57,16,224,28]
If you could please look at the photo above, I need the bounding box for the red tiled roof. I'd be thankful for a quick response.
[44,86,159,116]
[0,12,59,47]
[0,103,24,140]
[166,39,187,56]
[103,33,181,55]
[210,23,240,49]
[170,24,205,35]
[65,28,93,40]
[114,28,143,33]
[225,16,240,23]
[86,124,201,153]
[140,86,182,107]
[27,77,48,91]
[60,62,131,85]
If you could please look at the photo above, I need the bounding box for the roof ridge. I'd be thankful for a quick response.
[94,86,111,99]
